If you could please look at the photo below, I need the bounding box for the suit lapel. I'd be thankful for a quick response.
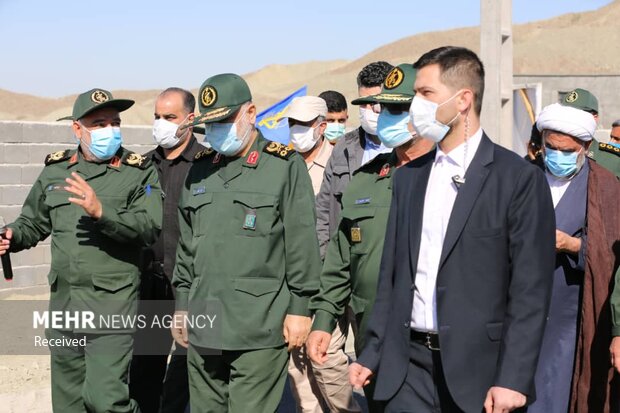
[438,134,494,269]
[408,151,436,280]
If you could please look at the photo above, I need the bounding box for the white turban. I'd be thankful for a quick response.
[535,102,596,141]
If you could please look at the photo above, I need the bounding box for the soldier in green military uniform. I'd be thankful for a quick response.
[0,88,162,412]
[560,88,620,178]
[171,74,321,412]
[306,64,434,412]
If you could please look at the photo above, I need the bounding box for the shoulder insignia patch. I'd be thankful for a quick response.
[123,152,149,169]
[194,148,214,161]
[264,142,294,159]
[599,142,620,157]
[44,150,71,166]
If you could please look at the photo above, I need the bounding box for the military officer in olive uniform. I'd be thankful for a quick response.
[171,74,321,412]
[560,88,620,178]
[306,64,434,412]
[0,88,162,413]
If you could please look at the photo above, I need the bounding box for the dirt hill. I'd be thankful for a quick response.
[1,1,618,125]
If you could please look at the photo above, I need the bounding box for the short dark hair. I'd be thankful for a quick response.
[159,87,196,114]
[357,61,394,88]
[319,90,347,113]
[413,46,485,115]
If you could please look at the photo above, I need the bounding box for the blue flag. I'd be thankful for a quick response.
[256,86,307,144]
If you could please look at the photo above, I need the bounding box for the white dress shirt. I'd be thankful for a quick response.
[410,128,483,332]
[361,133,391,166]
[545,172,571,208]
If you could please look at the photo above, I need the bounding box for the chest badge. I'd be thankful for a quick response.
[350,224,362,244]
[243,211,257,230]
[246,150,259,166]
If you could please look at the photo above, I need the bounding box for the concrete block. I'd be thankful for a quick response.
[0,121,23,144]
[0,205,23,223]
[2,265,49,289]
[22,122,73,144]
[0,185,32,206]
[29,144,70,164]
[21,165,44,185]
[0,165,21,184]
[12,245,49,267]
[2,144,30,164]
[121,125,153,145]
[0,144,5,164]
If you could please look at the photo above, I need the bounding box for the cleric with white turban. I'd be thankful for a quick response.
[535,102,596,180]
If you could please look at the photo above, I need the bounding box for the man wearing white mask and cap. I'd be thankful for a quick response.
[530,102,620,413]
[287,96,332,195]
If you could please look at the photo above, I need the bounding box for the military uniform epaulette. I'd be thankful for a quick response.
[599,142,620,157]
[44,150,72,166]
[122,152,150,169]
[263,142,294,160]
[194,148,214,161]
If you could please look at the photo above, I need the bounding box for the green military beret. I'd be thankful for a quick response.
[57,88,134,121]
[561,88,598,114]
[351,64,416,105]
[185,73,252,128]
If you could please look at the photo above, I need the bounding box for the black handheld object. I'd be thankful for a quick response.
[0,227,13,281]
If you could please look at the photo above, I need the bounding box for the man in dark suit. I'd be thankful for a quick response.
[349,46,556,413]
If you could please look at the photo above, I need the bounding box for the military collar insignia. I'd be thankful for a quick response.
[213,153,222,164]
[108,156,122,169]
[91,90,109,104]
[599,142,620,157]
[194,148,214,161]
[379,163,391,177]
[384,67,404,90]
[264,142,294,159]
[123,152,149,169]
[245,150,260,167]
[201,86,218,108]
[68,152,79,165]
[44,150,71,166]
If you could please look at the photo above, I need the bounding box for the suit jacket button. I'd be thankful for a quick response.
[404,322,409,327]
[410,284,414,290]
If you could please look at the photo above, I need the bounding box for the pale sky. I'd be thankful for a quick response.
[0,0,612,97]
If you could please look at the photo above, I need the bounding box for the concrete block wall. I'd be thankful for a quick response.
[0,121,154,290]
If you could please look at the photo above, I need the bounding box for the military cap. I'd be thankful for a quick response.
[351,64,416,105]
[561,88,599,114]
[57,88,134,121]
[186,73,252,127]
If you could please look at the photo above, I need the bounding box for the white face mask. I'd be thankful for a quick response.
[409,92,460,143]
[359,107,379,136]
[152,116,188,149]
[289,124,320,153]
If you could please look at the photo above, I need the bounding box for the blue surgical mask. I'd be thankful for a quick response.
[324,123,346,143]
[544,147,581,178]
[80,125,122,160]
[609,141,620,149]
[204,109,250,156]
[377,109,413,148]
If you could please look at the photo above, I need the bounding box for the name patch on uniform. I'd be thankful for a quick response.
[243,211,257,230]
[355,197,371,205]
[193,186,206,196]
[46,184,63,192]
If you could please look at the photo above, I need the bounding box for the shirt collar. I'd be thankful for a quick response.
[435,127,483,171]
[153,135,200,162]
[311,139,332,168]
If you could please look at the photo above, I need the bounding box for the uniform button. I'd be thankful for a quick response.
[410,284,415,291]
[223,183,229,189]
[404,322,409,327]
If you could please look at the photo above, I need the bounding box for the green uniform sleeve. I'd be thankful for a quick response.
[172,192,194,311]
[94,166,162,246]
[612,267,620,336]
[281,155,321,316]
[7,178,52,251]
[310,219,352,332]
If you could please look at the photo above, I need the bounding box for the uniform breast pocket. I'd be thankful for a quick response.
[44,190,72,227]
[184,193,214,237]
[341,207,376,255]
[232,193,277,237]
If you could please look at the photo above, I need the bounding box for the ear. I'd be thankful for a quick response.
[72,121,83,140]
[457,89,474,114]
[246,103,257,125]
[318,120,327,136]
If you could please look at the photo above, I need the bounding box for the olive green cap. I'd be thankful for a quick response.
[56,88,134,121]
[186,73,252,127]
[351,64,416,105]
[561,88,598,114]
